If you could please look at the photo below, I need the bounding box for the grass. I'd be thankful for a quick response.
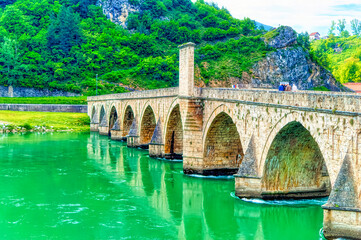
[0,111,90,132]
[312,86,330,91]
[0,96,87,105]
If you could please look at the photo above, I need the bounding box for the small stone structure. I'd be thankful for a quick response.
[0,86,80,97]
[0,104,86,113]
[88,42,361,240]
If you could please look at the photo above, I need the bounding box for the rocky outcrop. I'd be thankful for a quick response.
[98,0,139,27]
[265,26,297,49]
[249,26,347,91]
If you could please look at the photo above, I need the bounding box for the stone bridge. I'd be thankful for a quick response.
[88,43,361,239]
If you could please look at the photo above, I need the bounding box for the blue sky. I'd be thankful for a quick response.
[203,0,361,36]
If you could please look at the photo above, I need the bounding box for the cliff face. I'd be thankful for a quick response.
[250,26,345,91]
[98,0,139,28]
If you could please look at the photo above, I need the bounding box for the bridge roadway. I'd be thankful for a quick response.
[88,43,361,239]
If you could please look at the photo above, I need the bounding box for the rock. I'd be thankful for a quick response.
[266,26,297,49]
[251,46,346,91]
[97,0,139,28]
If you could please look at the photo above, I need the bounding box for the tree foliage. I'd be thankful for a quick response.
[0,0,271,95]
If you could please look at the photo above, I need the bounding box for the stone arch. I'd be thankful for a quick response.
[108,105,118,133]
[260,117,331,199]
[122,105,134,137]
[203,111,244,175]
[140,105,156,145]
[164,104,183,158]
[99,105,106,123]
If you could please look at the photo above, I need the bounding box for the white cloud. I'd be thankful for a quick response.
[200,0,361,36]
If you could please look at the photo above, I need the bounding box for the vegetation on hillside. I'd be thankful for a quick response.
[310,19,361,83]
[0,0,273,95]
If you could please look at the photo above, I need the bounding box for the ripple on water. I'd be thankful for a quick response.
[187,174,234,180]
[230,192,328,206]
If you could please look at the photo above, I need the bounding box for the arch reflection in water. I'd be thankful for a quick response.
[89,133,324,240]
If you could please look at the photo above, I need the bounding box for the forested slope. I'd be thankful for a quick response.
[0,0,344,95]
[311,36,361,83]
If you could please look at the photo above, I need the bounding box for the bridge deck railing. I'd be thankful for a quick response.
[88,87,361,114]
[199,88,361,113]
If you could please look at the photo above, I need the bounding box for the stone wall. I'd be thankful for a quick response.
[0,86,80,97]
[0,104,87,113]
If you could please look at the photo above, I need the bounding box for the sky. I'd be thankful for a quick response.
[202,0,361,36]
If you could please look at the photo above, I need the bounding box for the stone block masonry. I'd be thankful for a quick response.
[0,104,87,113]
[88,42,361,240]
[0,86,79,97]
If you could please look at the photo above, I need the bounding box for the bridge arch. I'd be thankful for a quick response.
[140,105,156,145]
[122,105,135,137]
[257,111,334,198]
[99,105,106,123]
[203,106,243,174]
[164,104,183,158]
[108,105,118,135]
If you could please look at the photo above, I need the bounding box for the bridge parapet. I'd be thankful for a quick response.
[88,87,179,101]
[199,88,361,113]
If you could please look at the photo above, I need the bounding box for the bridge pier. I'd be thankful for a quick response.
[149,119,164,158]
[110,120,122,140]
[127,118,139,147]
[322,208,361,239]
[90,123,99,132]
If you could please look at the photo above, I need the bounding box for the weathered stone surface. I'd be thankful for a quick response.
[99,115,107,127]
[97,0,139,28]
[266,26,297,49]
[128,118,138,137]
[252,46,345,91]
[111,119,120,131]
[0,104,86,113]
[236,136,258,177]
[324,153,358,208]
[150,118,163,145]
[0,85,79,97]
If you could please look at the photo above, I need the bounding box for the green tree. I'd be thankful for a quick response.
[297,32,310,49]
[328,20,336,36]
[337,19,346,35]
[351,19,361,36]
[0,37,26,85]
[341,30,350,38]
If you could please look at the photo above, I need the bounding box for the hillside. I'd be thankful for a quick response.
[310,35,361,83]
[0,0,345,95]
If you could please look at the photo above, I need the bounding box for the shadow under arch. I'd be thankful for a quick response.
[140,105,156,148]
[108,106,118,137]
[164,104,183,159]
[203,112,243,175]
[122,105,134,137]
[262,121,331,199]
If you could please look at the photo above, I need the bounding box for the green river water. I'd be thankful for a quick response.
[0,132,326,240]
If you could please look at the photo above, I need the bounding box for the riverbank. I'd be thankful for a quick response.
[0,111,90,132]
[0,96,87,105]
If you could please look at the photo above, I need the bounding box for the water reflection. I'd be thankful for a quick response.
[88,133,324,240]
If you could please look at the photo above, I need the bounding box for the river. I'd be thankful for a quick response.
[0,132,325,239]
